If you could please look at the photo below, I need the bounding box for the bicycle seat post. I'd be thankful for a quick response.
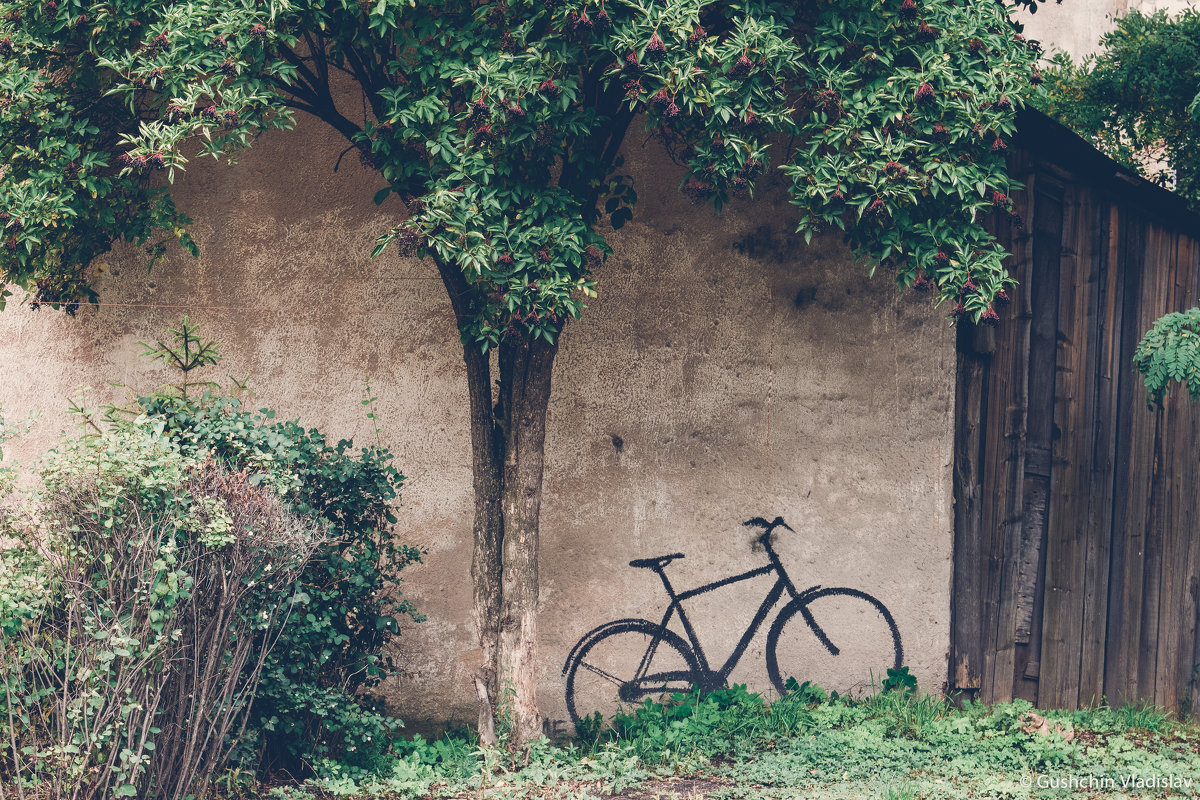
[652,563,680,600]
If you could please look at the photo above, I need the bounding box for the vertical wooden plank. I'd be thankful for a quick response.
[1004,174,1063,705]
[1040,183,1092,709]
[1105,211,1151,707]
[1078,200,1120,706]
[952,342,986,692]
[1136,227,1173,703]
[981,179,1036,704]
[1185,239,1200,717]
[1154,230,1196,712]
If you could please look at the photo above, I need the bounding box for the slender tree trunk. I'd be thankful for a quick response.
[461,340,504,745]
[435,257,558,748]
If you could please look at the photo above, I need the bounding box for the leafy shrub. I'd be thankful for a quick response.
[0,423,326,800]
[134,391,423,773]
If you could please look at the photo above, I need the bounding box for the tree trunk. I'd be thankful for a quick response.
[435,258,559,748]
[494,333,557,744]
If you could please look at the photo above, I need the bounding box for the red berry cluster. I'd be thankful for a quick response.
[219,59,236,79]
[395,225,423,256]
[118,152,167,172]
[645,30,667,62]
[566,9,592,35]
[883,160,907,179]
[727,52,754,79]
[915,82,935,106]
[683,177,712,204]
[915,23,939,43]
[688,26,705,47]
[0,38,12,56]
[932,123,950,143]
[593,6,611,32]
[898,0,918,22]
[538,78,560,98]
[583,245,602,269]
[468,96,489,122]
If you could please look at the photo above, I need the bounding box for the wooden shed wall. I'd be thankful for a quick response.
[951,123,1200,714]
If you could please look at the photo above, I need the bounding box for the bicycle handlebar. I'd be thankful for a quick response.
[742,516,794,537]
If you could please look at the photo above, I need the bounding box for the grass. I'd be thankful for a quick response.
[252,686,1200,800]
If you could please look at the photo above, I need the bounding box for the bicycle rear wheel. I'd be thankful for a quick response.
[765,587,903,698]
[563,619,700,726]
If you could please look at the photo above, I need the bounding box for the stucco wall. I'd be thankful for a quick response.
[0,113,956,732]
[1016,0,1193,59]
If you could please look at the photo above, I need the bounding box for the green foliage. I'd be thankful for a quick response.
[139,314,224,398]
[879,664,918,694]
[133,388,422,773]
[0,0,1040,336]
[1133,307,1200,406]
[270,685,1200,800]
[0,422,326,800]
[100,316,424,773]
[1034,8,1200,210]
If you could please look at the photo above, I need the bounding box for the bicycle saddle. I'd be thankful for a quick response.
[629,553,684,570]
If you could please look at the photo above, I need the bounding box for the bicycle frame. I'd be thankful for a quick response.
[633,528,807,689]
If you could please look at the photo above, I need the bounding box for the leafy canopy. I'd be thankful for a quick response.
[1034,8,1200,211]
[0,0,1041,342]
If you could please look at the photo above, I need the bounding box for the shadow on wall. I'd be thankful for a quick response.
[560,516,902,727]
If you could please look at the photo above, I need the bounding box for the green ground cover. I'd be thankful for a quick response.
[263,684,1200,800]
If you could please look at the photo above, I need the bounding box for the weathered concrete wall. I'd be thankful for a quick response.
[0,112,956,732]
[1015,0,1192,59]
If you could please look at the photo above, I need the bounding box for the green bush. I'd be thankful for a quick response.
[0,422,327,800]
[134,392,423,773]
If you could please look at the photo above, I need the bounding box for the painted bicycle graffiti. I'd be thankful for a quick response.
[561,516,903,724]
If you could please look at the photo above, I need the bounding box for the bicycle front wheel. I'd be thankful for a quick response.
[765,587,903,698]
[564,619,700,725]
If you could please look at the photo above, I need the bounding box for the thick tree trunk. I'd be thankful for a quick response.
[495,334,557,745]
[434,257,558,748]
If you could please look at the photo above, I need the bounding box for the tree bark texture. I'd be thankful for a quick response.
[435,258,558,747]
